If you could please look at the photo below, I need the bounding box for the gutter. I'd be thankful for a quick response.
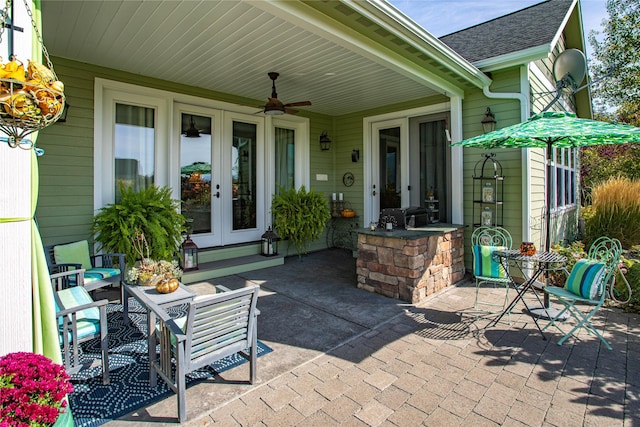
[482,65,532,242]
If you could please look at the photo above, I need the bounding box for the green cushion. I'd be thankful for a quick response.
[54,240,92,270]
[55,286,101,342]
[473,245,506,279]
[564,259,606,300]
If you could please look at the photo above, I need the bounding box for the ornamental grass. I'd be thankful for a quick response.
[582,176,640,249]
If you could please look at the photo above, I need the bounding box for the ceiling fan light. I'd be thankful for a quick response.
[264,105,285,115]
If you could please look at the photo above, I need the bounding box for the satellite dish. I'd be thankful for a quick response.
[553,48,587,91]
[541,48,587,112]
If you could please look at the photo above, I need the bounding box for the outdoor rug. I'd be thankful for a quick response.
[67,300,272,427]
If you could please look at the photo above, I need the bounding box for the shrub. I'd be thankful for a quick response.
[582,176,640,249]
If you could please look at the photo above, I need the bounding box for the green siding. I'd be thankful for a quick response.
[460,68,524,270]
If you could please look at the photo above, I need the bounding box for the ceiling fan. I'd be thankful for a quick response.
[259,72,311,115]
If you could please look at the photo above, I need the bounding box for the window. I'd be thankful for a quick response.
[552,147,577,209]
[114,103,156,201]
[275,127,295,192]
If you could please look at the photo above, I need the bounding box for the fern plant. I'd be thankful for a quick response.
[271,185,331,258]
[91,184,186,267]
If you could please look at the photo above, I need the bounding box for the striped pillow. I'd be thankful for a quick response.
[564,259,606,299]
[473,245,506,279]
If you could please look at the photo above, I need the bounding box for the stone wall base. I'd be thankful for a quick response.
[356,227,465,303]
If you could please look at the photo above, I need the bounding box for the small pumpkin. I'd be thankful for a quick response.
[156,277,180,294]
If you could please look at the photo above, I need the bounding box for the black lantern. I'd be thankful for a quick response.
[481,107,497,133]
[319,131,331,151]
[261,226,278,257]
[180,235,199,271]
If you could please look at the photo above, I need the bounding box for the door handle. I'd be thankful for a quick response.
[372,190,376,196]
[215,191,220,198]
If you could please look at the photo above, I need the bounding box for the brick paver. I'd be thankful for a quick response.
[182,281,637,427]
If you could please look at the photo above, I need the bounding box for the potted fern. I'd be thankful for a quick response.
[271,185,331,258]
[92,184,186,267]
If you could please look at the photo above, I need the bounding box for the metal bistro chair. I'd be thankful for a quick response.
[150,285,260,422]
[542,236,622,350]
[471,226,513,318]
[51,269,110,384]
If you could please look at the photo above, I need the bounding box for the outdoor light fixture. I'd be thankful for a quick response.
[261,226,279,256]
[184,116,201,138]
[180,235,199,271]
[352,149,360,162]
[319,131,332,151]
[481,107,497,133]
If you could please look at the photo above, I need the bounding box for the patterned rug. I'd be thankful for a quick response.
[68,300,272,427]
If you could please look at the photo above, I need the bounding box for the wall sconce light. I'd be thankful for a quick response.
[319,131,331,151]
[351,149,360,162]
[56,102,70,123]
[481,107,496,133]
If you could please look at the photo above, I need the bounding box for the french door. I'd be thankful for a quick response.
[176,105,264,248]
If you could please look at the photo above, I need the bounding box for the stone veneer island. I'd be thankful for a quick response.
[356,224,466,303]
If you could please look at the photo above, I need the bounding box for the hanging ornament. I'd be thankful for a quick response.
[0,0,65,149]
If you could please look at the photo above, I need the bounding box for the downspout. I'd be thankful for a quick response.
[481,65,531,241]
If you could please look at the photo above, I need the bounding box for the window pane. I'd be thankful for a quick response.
[275,127,295,192]
[379,127,401,209]
[114,103,155,201]
[418,119,447,222]
[180,114,212,234]
[233,121,257,230]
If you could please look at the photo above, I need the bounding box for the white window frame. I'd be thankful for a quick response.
[94,79,311,238]
[551,146,577,211]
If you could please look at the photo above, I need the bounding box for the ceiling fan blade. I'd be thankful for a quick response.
[284,108,299,115]
[284,101,312,107]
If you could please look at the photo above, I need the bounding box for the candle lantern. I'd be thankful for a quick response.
[181,235,199,271]
[261,226,279,257]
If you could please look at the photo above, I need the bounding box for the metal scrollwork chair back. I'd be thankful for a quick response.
[471,226,513,318]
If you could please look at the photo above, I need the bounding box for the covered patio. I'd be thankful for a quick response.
[82,249,637,425]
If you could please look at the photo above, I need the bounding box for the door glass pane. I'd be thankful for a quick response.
[114,103,155,201]
[275,127,295,192]
[419,120,447,222]
[180,114,212,234]
[233,121,257,230]
[379,127,401,209]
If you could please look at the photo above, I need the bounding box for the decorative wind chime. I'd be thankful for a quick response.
[0,0,65,150]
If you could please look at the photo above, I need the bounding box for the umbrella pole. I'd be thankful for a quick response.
[528,139,568,322]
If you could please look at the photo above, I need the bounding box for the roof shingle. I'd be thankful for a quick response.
[440,0,575,63]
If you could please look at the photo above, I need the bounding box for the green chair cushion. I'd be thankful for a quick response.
[54,240,92,270]
[473,245,506,279]
[564,259,606,300]
[55,286,101,342]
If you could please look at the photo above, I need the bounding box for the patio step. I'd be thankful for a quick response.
[181,253,284,284]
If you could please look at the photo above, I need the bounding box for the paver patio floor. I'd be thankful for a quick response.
[103,249,639,426]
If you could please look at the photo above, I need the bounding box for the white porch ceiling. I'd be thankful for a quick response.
[40,1,464,116]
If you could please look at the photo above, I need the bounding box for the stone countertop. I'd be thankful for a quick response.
[357,223,465,240]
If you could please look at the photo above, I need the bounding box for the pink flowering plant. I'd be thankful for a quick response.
[0,352,73,426]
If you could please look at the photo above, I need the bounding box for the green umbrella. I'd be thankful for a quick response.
[180,162,211,175]
[453,111,640,251]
